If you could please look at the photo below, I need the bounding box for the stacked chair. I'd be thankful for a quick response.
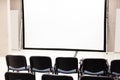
[110,59,120,79]
[80,58,109,76]
[54,57,79,80]
[79,58,115,80]
[6,55,29,72]
[30,56,53,74]
[42,74,73,80]
[5,55,119,80]
[5,72,35,80]
[81,76,114,80]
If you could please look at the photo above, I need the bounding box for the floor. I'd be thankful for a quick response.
[1,50,120,80]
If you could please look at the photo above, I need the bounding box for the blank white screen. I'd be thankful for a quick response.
[23,0,106,51]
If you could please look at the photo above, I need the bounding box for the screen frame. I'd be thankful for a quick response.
[22,0,107,52]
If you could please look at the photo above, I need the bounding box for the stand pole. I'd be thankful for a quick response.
[74,51,79,57]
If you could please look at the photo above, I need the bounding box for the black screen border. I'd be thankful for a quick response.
[22,0,107,52]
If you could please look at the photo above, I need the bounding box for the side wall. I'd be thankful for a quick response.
[0,0,9,56]
[107,0,120,52]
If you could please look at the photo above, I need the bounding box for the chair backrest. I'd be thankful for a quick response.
[6,55,28,71]
[110,60,120,75]
[42,74,73,80]
[81,76,114,80]
[81,58,108,75]
[55,57,78,74]
[5,72,35,80]
[30,56,52,73]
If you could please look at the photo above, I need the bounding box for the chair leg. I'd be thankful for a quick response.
[78,72,80,80]
[33,72,36,80]
[8,69,9,72]
[17,70,19,72]
[28,69,30,73]
[7,67,9,72]
[33,72,35,75]
[55,70,58,74]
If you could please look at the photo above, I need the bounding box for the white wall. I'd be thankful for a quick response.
[115,9,120,52]
[11,10,19,50]
[8,0,120,63]
[10,0,21,10]
[107,0,120,52]
[9,0,120,53]
[0,0,9,56]
[0,0,120,56]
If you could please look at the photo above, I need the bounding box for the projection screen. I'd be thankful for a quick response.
[22,0,106,52]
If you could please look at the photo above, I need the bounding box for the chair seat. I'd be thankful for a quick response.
[81,76,114,80]
[9,66,29,71]
[58,69,77,74]
[32,68,52,72]
[84,70,104,75]
[111,72,120,76]
[42,74,73,80]
[5,72,35,80]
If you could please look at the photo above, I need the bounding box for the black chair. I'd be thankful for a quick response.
[6,55,29,72]
[55,57,79,80]
[5,72,35,80]
[81,76,114,80]
[30,56,53,74]
[80,58,108,76]
[110,60,120,78]
[42,74,73,80]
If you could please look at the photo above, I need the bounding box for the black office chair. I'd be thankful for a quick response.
[54,57,79,80]
[5,72,35,80]
[81,76,114,80]
[6,55,29,72]
[42,74,73,80]
[110,60,120,79]
[80,58,108,76]
[30,56,53,74]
